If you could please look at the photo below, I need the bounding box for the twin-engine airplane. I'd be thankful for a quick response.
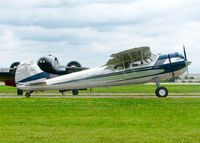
[15,46,191,98]
[0,55,87,95]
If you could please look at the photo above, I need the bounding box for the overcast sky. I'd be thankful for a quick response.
[0,0,199,73]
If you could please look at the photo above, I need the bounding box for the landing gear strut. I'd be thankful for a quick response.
[17,89,23,96]
[155,80,168,98]
[59,90,67,95]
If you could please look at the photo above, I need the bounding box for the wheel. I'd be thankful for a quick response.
[25,92,31,98]
[72,89,79,95]
[17,89,23,96]
[155,87,168,97]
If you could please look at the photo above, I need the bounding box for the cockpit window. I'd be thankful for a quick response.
[113,56,154,70]
[170,53,185,59]
[177,54,185,59]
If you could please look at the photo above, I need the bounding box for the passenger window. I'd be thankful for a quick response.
[124,62,131,69]
[114,64,124,70]
[132,61,140,67]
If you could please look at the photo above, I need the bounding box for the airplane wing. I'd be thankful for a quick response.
[105,46,152,66]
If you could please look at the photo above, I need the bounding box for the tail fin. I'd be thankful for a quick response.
[15,61,50,84]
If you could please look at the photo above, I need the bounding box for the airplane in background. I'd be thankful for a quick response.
[0,55,87,95]
[15,46,191,98]
[0,62,22,94]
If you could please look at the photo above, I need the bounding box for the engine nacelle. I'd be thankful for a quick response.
[9,62,20,75]
[67,61,81,68]
[37,55,58,74]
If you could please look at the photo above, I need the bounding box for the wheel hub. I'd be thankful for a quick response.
[159,89,166,96]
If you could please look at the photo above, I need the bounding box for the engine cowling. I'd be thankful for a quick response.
[37,56,58,74]
[9,62,20,75]
[66,61,82,74]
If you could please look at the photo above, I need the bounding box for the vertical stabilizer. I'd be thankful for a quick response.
[15,61,50,84]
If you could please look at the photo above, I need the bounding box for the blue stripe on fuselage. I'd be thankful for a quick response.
[158,54,168,60]
[18,61,186,85]
[18,72,50,83]
[52,61,186,85]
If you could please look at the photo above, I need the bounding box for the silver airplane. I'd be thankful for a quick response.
[15,46,191,98]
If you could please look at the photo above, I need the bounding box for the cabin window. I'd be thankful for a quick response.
[141,59,149,65]
[132,61,141,67]
[114,64,124,70]
[145,59,152,63]
[124,62,131,68]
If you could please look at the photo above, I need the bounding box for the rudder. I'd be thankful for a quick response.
[15,61,50,84]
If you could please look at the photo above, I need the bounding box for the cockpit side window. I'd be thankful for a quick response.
[113,57,153,70]
[178,54,185,59]
[132,58,151,67]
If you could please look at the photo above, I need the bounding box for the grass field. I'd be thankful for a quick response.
[0,98,200,143]
[92,84,200,93]
[0,84,199,94]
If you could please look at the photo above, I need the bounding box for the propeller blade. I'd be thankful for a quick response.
[183,45,190,77]
[183,45,187,61]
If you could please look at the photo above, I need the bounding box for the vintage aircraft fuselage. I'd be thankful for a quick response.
[16,52,191,91]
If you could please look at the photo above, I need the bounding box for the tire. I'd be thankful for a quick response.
[72,89,79,95]
[25,92,31,98]
[155,87,168,97]
[17,89,23,96]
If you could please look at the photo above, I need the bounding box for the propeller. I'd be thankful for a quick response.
[183,45,189,75]
[183,45,187,61]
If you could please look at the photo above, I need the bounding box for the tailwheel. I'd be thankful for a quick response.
[72,89,79,95]
[155,87,168,98]
[25,91,31,98]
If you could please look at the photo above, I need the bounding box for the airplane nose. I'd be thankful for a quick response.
[186,61,192,66]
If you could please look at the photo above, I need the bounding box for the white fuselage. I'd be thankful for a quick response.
[17,56,187,91]
[17,53,189,91]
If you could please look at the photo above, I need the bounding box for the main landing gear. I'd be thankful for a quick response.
[155,80,168,98]
[17,89,23,96]
[72,89,79,95]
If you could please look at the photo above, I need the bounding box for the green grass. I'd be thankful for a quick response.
[92,84,200,93]
[0,98,200,143]
[0,86,17,93]
[0,84,199,94]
